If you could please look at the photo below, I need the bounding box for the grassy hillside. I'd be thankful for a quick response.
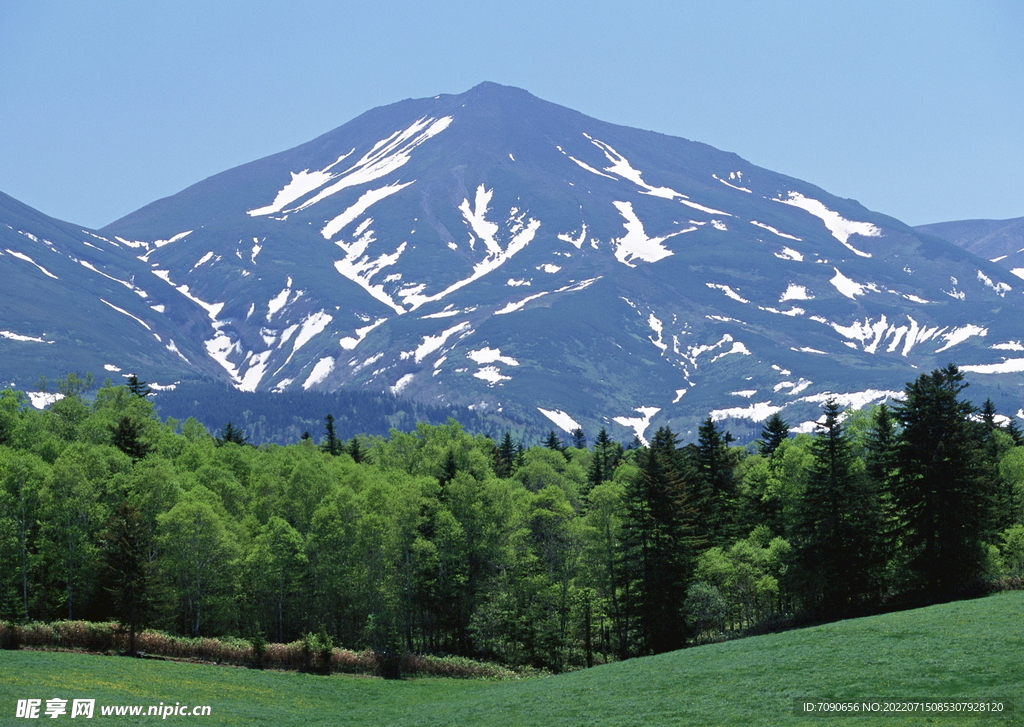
[2,592,1021,726]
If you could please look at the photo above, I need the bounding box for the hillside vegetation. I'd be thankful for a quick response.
[3,365,1024,673]
[2,591,1021,726]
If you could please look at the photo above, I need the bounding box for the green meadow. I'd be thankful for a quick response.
[2,591,1021,726]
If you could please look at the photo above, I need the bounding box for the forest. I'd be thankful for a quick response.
[1,363,1023,672]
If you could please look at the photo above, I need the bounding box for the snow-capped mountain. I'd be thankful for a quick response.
[4,83,1024,440]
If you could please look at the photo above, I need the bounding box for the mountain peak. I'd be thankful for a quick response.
[6,86,1024,441]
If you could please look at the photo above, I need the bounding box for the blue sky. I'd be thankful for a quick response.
[1,0,1021,229]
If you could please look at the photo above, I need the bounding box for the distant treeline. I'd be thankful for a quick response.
[150,379,523,444]
[1,364,1022,673]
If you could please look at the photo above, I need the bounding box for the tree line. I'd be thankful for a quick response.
[1,364,1023,671]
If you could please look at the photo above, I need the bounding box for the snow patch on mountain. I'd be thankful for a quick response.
[467,347,520,366]
[776,192,878,257]
[977,270,1011,297]
[321,181,413,239]
[390,373,415,395]
[394,186,541,311]
[581,135,729,215]
[249,116,451,216]
[27,392,64,409]
[340,318,387,350]
[751,221,801,241]
[539,408,582,433]
[710,401,782,423]
[706,283,749,304]
[611,201,693,266]
[5,249,58,279]
[935,324,987,353]
[613,406,660,445]
[557,225,588,249]
[780,284,812,301]
[830,268,877,299]
[152,269,225,320]
[474,367,511,385]
[962,359,1024,374]
[0,330,52,344]
[99,299,151,330]
[415,321,472,363]
[774,246,804,262]
[494,278,600,315]
[303,357,335,389]
[713,173,752,193]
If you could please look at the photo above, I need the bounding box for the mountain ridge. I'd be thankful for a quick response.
[5,82,1024,441]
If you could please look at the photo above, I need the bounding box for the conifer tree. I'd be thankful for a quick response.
[620,426,698,655]
[790,399,883,615]
[569,428,586,449]
[321,414,342,456]
[758,412,790,457]
[126,374,152,398]
[100,501,153,655]
[494,432,517,478]
[863,403,900,563]
[110,416,153,462]
[543,430,565,452]
[692,417,737,547]
[216,422,249,446]
[348,436,364,463]
[892,364,988,599]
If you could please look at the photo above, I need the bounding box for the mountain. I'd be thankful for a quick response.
[0,191,221,398]
[915,216,1024,277]
[5,82,1024,441]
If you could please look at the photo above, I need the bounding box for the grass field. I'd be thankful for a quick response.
[1,591,1021,726]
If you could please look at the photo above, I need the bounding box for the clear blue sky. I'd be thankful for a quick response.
[1,0,1021,229]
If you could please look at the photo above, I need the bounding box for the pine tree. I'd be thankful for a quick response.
[494,432,517,478]
[216,422,249,446]
[758,413,790,457]
[126,374,152,398]
[692,417,737,547]
[321,414,342,456]
[619,426,698,655]
[109,416,153,462]
[569,428,586,449]
[863,403,900,564]
[790,399,883,615]
[892,364,989,599]
[348,436,364,463]
[100,501,153,655]
[543,430,565,452]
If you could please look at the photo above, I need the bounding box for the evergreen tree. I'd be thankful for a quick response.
[758,413,790,457]
[790,399,883,615]
[892,364,989,599]
[321,414,342,456]
[543,430,565,452]
[126,374,152,399]
[348,436,364,463]
[494,432,517,478]
[216,422,249,446]
[863,403,900,563]
[692,417,738,547]
[100,501,153,655]
[619,426,698,655]
[569,428,586,450]
[109,416,153,462]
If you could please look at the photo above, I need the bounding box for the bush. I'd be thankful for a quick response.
[0,622,22,650]
[0,619,523,678]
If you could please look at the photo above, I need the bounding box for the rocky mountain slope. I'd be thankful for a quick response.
[4,83,1023,440]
